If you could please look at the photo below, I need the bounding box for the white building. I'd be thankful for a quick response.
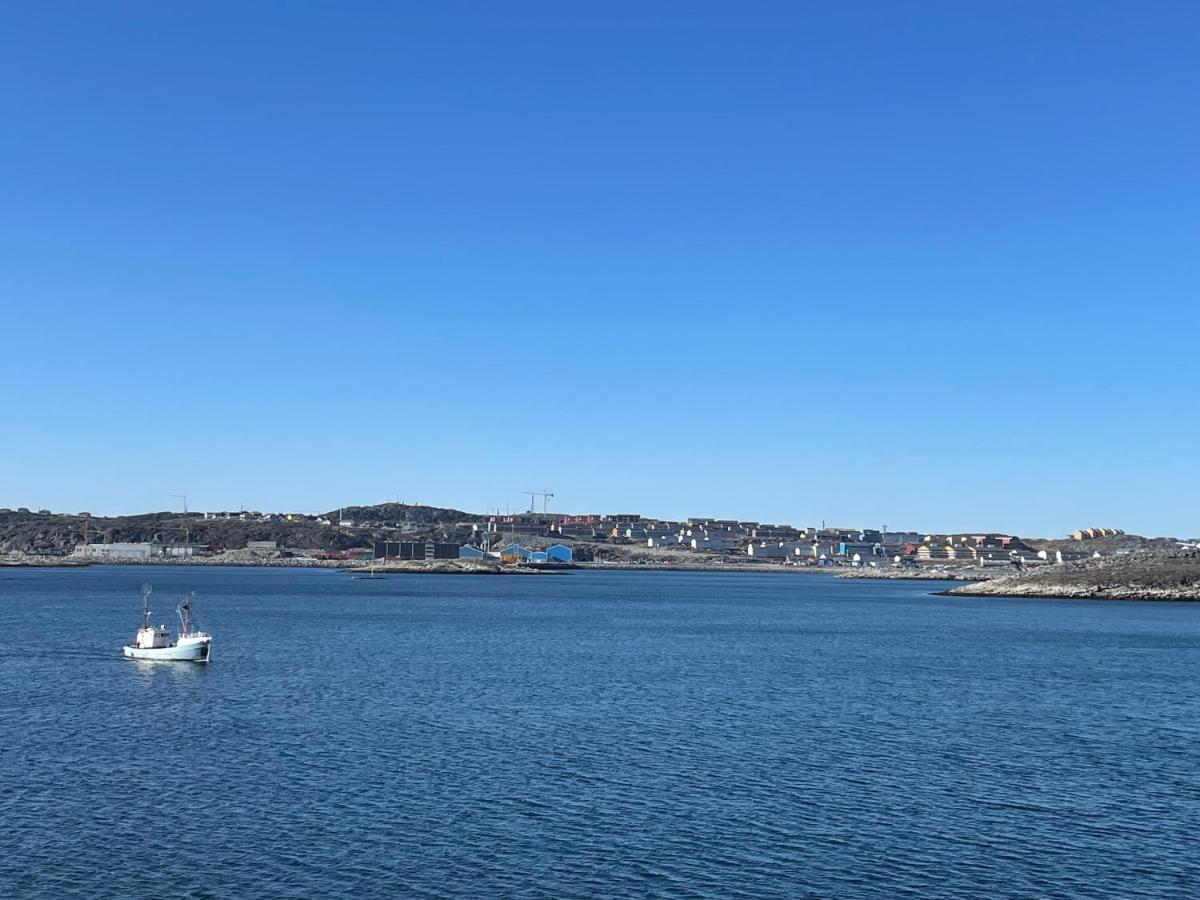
[647,533,683,548]
[747,541,787,558]
[162,544,210,558]
[691,538,737,552]
[72,542,154,561]
[748,541,817,559]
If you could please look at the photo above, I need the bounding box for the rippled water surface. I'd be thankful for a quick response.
[3,566,1200,898]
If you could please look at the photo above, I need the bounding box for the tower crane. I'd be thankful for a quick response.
[522,490,555,514]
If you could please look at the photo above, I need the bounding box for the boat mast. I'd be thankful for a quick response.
[178,591,192,635]
[142,584,152,629]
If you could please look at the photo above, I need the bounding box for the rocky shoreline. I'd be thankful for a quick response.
[349,560,552,575]
[574,560,832,574]
[947,583,1200,601]
[0,551,847,576]
[945,550,1200,601]
[7,548,1198,598]
[0,556,93,568]
[837,567,1001,582]
[0,552,552,575]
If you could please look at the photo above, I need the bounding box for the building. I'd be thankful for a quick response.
[607,513,643,525]
[646,531,683,547]
[72,542,154,561]
[839,541,883,559]
[499,544,534,562]
[162,544,211,558]
[691,538,737,552]
[375,541,417,559]
[815,528,863,544]
[1071,527,1125,541]
[685,525,741,542]
[247,540,279,551]
[784,542,818,558]
[546,544,573,563]
[916,544,959,562]
[375,541,459,560]
[753,524,805,540]
[458,545,488,559]
[557,524,606,540]
[558,514,603,525]
[492,514,557,536]
[747,541,787,558]
[748,541,820,559]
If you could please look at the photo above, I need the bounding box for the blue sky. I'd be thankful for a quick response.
[1,1,1196,537]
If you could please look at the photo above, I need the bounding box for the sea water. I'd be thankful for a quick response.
[2,566,1199,898]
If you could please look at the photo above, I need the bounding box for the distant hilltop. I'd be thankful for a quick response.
[0,503,477,557]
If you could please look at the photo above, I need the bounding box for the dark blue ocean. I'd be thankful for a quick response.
[2,566,1199,898]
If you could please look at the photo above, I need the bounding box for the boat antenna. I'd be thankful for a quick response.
[142,584,152,629]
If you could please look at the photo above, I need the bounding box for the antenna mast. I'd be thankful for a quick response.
[178,591,192,635]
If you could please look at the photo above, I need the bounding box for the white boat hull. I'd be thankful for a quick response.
[123,637,212,662]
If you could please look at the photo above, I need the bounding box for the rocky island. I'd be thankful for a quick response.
[947,549,1200,601]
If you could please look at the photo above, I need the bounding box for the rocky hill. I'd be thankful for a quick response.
[1027,533,1181,555]
[0,503,484,555]
[327,502,475,529]
[948,549,1200,600]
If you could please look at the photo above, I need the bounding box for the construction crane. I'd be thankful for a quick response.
[523,490,555,514]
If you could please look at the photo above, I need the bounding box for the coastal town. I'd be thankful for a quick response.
[0,501,1186,576]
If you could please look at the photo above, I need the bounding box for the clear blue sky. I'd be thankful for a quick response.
[1,1,1196,537]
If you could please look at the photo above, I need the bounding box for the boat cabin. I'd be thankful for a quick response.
[133,625,171,649]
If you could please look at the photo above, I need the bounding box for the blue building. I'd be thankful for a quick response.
[458,545,487,559]
[547,544,573,562]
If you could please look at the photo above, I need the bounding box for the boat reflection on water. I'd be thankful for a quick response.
[127,655,212,683]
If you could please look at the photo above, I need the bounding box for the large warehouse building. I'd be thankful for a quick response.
[373,540,460,560]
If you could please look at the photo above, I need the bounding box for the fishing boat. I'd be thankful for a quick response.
[122,585,213,662]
